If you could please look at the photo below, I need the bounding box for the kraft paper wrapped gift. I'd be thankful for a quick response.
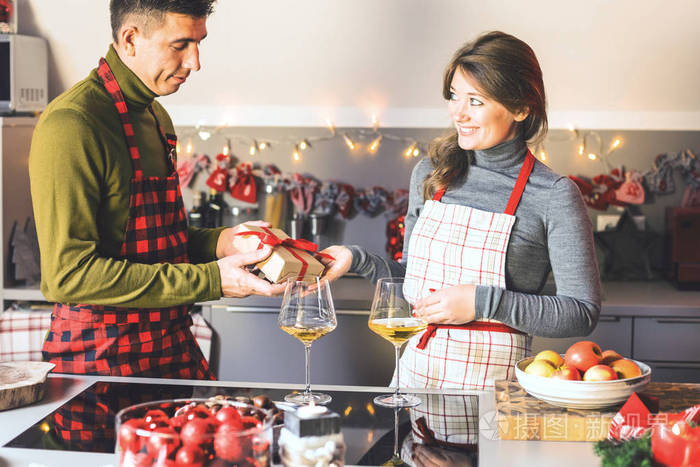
[232,224,326,283]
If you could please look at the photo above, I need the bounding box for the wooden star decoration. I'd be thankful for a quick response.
[594,211,659,280]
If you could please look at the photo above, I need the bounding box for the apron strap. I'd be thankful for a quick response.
[97,57,177,179]
[431,150,536,216]
[96,58,144,179]
[504,150,535,215]
[416,321,525,350]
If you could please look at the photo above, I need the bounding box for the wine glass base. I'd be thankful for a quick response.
[373,393,421,408]
[284,392,332,405]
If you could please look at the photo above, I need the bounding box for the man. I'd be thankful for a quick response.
[28,0,284,380]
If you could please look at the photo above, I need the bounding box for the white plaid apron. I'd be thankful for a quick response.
[399,151,535,390]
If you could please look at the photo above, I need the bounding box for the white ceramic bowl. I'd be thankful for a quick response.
[514,356,651,409]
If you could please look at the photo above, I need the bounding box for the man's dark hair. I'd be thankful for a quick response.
[110,0,216,42]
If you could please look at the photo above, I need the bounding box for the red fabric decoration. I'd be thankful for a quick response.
[385,214,405,261]
[229,163,257,203]
[335,184,355,219]
[206,153,230,192]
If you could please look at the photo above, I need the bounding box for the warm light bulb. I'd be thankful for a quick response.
[259,141,268,150]
[404,143,416,158]
[578,144,584,156]
[186,140,193,154]
[567,123,576,133]
[176,141,181,154]
[539,150,546,161]
[368,135,382,153]
[223,144,229,156]
[610,138,622,152]
[344,405,352,417]
[371,113,379,132]
[299,139,311,151]
[292,147,301,161]
[198,130,211,141]
[412,147,420,157]
[365,402,375,416]
[249,143,256,156]
[326,118,336,136]
[588,153,597,160]
[343,133,356,150]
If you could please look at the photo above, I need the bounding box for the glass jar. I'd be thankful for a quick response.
[115,398,273,466]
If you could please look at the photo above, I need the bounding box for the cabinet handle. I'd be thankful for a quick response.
[598,316,621,322]
[655,318,700,324]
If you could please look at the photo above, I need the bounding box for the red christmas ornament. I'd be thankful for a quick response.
[229,162,257,203]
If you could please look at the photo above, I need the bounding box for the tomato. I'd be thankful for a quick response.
[652,420,700,467]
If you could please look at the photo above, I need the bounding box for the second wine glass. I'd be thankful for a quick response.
[368,277,427,408]
[278,277,337,405]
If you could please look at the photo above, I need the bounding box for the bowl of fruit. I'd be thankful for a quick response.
[115,397,274,467]
[515,341,651,409]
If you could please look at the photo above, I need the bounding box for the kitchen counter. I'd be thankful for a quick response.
[0,374,602,467]
[200,277,700,317]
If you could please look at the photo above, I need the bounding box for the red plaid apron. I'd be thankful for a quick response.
[42,58,213,381]
[399,151,535,391]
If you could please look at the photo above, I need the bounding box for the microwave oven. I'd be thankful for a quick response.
[0,34,48,114]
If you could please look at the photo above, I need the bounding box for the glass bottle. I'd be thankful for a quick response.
[188,191,204,228]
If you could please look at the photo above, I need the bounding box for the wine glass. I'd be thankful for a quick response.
[278,277,337,405]
[368,277,427,408]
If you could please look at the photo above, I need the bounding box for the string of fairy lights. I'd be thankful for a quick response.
[175,115,624,169]
[176,114,430,163]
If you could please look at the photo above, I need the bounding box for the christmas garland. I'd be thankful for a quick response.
[177,153,410,260]
[569,149,699,210]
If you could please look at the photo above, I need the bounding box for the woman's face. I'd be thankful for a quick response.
[447,68,527,151]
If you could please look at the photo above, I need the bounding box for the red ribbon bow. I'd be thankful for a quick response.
[234,227,334,281]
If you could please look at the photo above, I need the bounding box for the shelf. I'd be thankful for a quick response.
[2,288,46,302]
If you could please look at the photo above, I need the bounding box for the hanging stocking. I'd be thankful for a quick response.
[335,184,355,219]
[313,182,339,217]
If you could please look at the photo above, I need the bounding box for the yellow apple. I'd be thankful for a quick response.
[524,359,556,377]
[534,350,565,368]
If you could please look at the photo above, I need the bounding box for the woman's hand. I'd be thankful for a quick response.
[318,245,353,282]
[413,284,476,325]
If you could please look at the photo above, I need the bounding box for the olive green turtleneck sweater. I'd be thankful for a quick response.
[29,45,224,308]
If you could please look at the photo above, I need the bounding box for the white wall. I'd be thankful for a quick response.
[18,0,700,129]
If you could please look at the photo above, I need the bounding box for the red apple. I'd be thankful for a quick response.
[180,417,215,449]
[214,422,251,463]
[118,418,146,453]
[610,358,642,379]
[551,364,582,381]
[146,426,180,459]
[215,406,243,427]
[564,341,603,373]
[583,364,618,381]
[175,445,206,466]
[601,349,624,366]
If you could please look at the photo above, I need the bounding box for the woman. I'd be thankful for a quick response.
[321,31,601,391]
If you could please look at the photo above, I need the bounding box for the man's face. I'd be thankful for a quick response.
[128,12,208,96]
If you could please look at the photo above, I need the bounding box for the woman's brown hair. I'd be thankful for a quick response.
[423,31,548,200]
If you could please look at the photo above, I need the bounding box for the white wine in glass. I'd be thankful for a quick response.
[278,278,337,405]
[369,277,427,408]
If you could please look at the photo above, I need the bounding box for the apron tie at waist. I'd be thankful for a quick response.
[413,416,477,451]
[416,321,525,350]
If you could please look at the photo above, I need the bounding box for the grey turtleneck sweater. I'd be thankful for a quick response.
[348,136,601,338]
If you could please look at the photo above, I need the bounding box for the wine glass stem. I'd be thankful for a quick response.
[394,344,401,399]
[304,344,312,398]
[393,407,400,458]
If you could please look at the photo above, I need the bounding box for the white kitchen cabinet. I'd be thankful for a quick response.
[0,116,44,306]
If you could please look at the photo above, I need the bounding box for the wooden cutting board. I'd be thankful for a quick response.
[0,361,55,411]
[495,380,700,441]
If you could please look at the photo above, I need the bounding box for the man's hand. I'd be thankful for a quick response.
[216,220,272,259]
[216,246,286,298]
[412,444,475,467]
[413,284,476,325]
[318,245,353,282]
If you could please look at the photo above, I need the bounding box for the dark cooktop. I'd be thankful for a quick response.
[3,380,478,465]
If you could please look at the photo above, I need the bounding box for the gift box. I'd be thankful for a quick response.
[608,392,659,441]
[232,224,327,283]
